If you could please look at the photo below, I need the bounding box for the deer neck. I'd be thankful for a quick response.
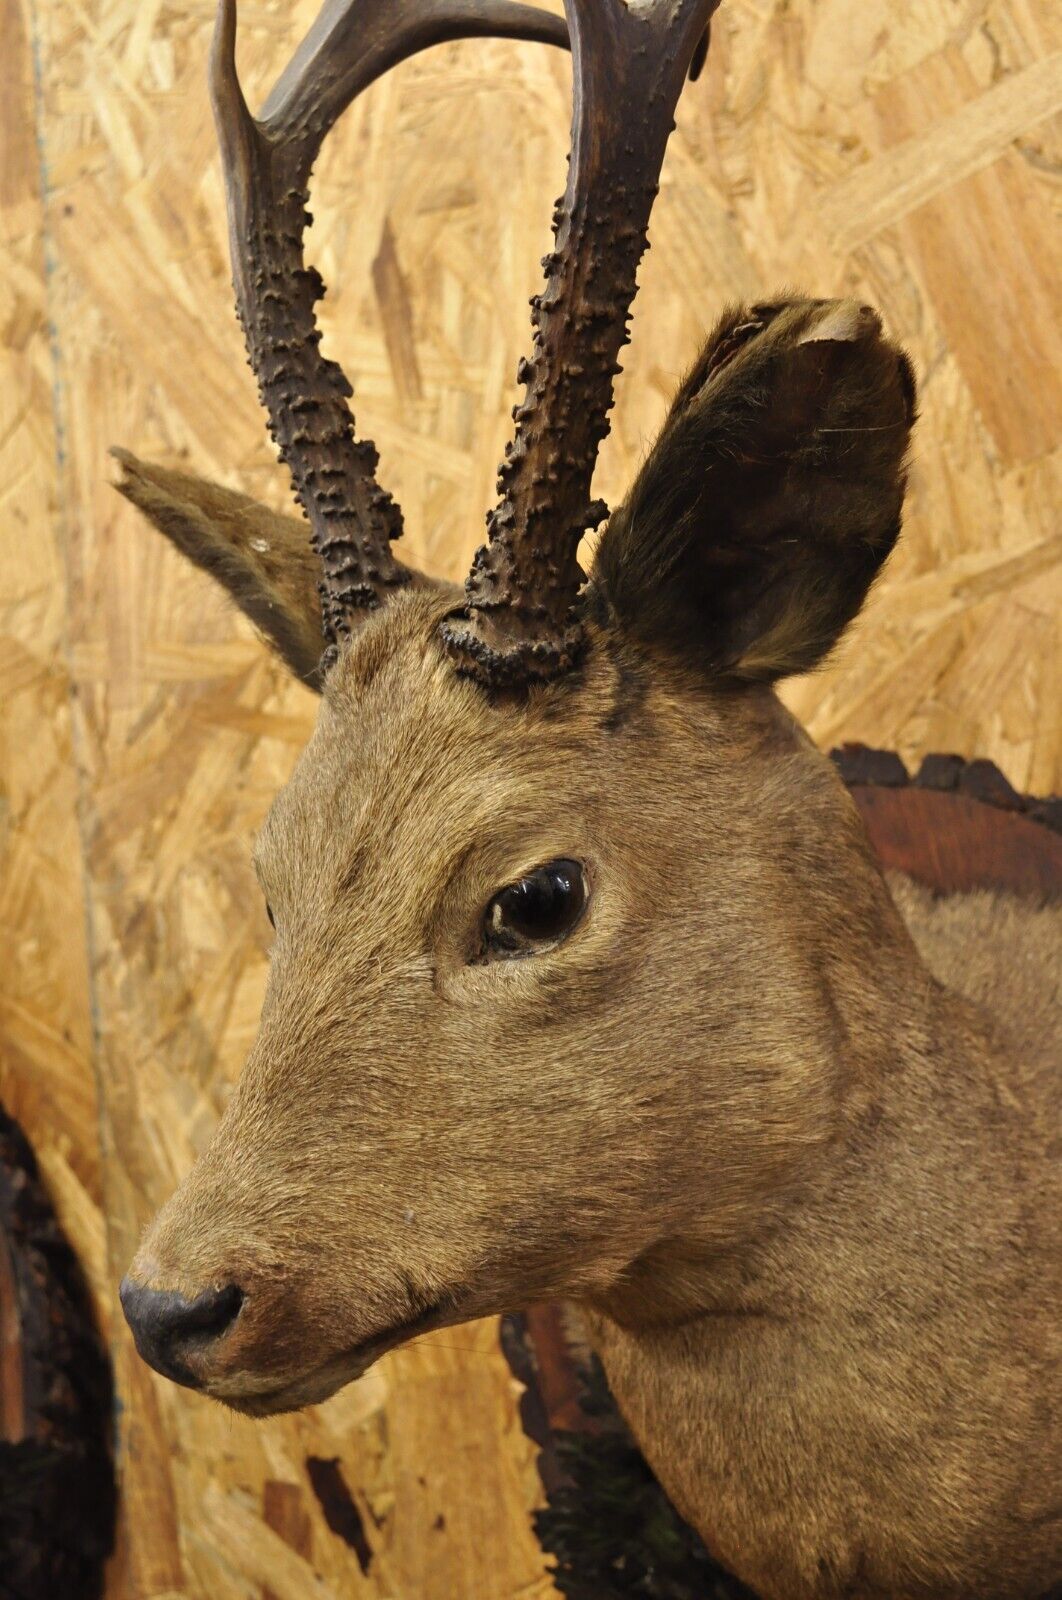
[588,824,972,1329]
[576,838,1054,1597]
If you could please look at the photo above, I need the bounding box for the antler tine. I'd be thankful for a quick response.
[211,0,569,659]
[442,0,721,687]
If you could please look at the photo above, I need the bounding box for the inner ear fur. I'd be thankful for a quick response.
[591,296,916,681]
[112,449,326,689]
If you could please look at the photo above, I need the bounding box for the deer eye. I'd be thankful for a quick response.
[265,903,275,929]
[482,859,587,960]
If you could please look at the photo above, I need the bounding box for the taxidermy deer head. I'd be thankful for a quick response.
[119,0,914,1414]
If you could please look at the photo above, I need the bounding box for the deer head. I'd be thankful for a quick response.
[118,0,914,1414]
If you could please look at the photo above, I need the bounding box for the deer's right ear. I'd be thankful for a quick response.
[112,450,326,689]
[590,297,915,682]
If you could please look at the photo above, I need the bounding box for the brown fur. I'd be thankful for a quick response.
[119,300,1061,1599]
[593,298,915,680]
[111,449,325,685]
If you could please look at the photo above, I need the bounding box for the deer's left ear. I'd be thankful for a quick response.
[590,297,915,681]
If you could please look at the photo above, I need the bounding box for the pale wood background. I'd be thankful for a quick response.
[1,0,1059,1596]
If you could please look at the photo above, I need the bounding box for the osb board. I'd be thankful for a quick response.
[0,1,1059,1599]
[0,0,110,1374]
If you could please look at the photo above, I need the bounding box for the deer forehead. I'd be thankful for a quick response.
[252,594,665,910]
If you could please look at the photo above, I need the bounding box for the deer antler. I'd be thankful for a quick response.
[442,0,721,686]
[210,0,569,657]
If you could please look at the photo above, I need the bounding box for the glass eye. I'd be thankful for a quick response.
[482,859,588,960]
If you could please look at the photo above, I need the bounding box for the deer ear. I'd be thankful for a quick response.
[111,450,326,689]
[590,297,915,681]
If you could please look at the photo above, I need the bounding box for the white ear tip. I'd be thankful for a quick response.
[798,299,882,347]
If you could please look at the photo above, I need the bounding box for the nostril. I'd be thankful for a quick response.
[169,1282,243,1340]
[120,1277,244,1386]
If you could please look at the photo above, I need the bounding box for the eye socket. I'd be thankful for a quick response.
[481,859,588,961]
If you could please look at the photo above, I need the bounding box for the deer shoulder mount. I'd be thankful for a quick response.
[117,4,1061,1598]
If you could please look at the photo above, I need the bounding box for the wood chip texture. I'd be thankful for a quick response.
[0,0,1058,1596]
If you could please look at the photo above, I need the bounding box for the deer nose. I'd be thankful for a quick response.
[119,1277,244,1387]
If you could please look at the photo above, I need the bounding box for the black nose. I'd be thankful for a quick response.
[119,1277,243,1387]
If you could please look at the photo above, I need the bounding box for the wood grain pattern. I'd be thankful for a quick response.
[1,0,1059,1594]
[854,786,1062,900]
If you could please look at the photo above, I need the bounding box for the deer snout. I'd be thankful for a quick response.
[119,1275,244,1389]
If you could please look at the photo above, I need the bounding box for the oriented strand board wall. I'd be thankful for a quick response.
[1,0,1059,1596]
